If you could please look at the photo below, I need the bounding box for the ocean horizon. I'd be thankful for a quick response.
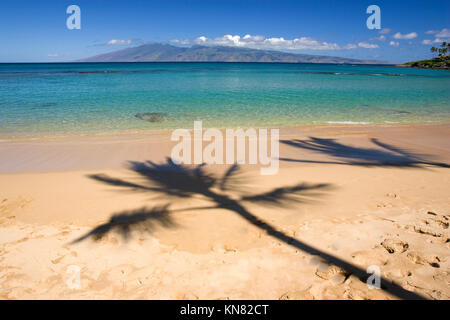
[1,62,449,137]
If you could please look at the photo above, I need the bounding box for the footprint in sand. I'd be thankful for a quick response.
[422,217,449,230]
[376,202,393,208]
[279,287,314,300]
[413,225,444,238]
[51,246,78,264]
[386,193,400,199]
[399,211,450,244]
[351,249,389,266]
[178,292,199,300]
[406,251,441,268]
[426,211,448,220]
[55,230,74,241]
[380,238,409,254]
[0,197,33,219]
[51,255,66,265]
[310,256,349,281]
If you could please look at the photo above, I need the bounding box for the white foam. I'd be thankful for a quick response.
[326,121,372,125]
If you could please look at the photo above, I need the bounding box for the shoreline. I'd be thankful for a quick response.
[1,121,449,143]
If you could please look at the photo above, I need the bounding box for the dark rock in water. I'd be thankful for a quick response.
[40,102,57,108]
[135,112,165,123]
[32,102,56,109]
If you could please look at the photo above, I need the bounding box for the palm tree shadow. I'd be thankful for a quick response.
[281,137,450,168]
[74,158,426,300]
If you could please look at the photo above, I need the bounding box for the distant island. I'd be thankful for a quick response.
[400,42,450,70]
[78,43,391,64]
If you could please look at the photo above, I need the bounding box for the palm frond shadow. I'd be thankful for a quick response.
[74,158,426,300]
[71,205,174,244]
[281,137,449,168]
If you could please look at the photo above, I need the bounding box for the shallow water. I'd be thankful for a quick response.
[0,62,449,137]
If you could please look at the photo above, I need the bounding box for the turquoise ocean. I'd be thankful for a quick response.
[0,62,449,137]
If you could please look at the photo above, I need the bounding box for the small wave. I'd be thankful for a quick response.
[298,71,450,78]
[326,121,372,124]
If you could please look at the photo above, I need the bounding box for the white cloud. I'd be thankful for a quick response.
[170,39,191,45]
[421,39,444,45]
[389,41,399,47]
[379,28,391,34]
[435,28,450,38]
[47,53,69,58]
[106,39,132,45]
[171,34,364,51]
[342,44,357,49]
[358,42,379,49]
[393,32,418,40]
[370,35,386,41]
[421,28,450,45]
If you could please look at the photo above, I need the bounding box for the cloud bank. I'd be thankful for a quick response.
[436,28,450,38]
[421,28,450,45]
[106,39,132,46]
[171,34,377,51]
[358,42,379,49]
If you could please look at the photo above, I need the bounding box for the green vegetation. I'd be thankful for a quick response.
[403,42,450,70]
[430,42,449,56]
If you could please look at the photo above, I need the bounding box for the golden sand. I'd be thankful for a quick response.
[0,123,449,299]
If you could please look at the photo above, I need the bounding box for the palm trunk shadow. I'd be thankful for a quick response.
[220,199,426,300]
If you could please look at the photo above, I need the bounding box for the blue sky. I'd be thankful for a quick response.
[0,0,448,62]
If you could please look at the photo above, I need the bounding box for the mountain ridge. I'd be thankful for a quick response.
[78,43,391,64]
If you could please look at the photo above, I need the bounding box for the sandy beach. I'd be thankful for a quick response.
[0,123,449,300]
